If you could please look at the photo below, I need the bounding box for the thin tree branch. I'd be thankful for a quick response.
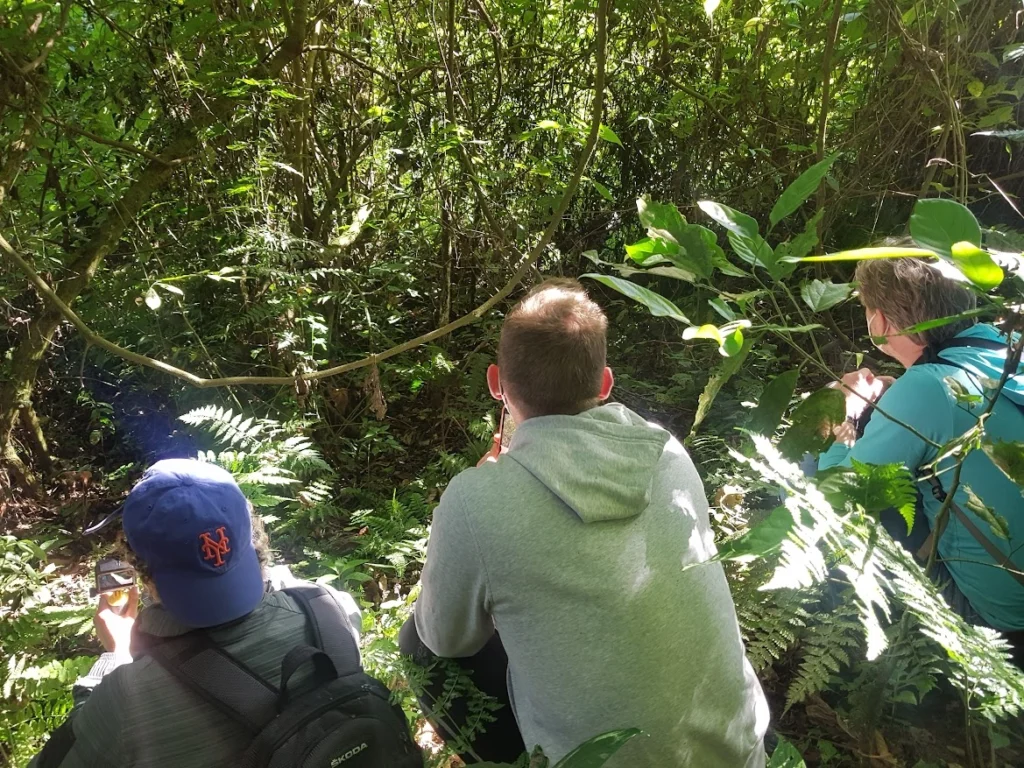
[0,0,612,390]
[304,46,397,85]
[42,117,179,167]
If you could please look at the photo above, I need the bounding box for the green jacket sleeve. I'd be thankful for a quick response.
[818,372,950,472]
[414,478,495,658]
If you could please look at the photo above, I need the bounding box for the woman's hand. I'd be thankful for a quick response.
[95,587,139,655]
[829,368,894,421]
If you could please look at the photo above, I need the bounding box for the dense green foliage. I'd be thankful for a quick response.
[2,0,1024,764]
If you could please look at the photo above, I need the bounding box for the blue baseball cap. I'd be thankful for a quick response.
[123,459,265,628]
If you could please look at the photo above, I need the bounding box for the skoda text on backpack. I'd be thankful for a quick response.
[141,584,423,768]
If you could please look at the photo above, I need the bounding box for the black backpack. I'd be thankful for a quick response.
[144,584,424,768]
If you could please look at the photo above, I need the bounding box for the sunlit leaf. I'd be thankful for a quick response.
[581,274,690,323]
[144,288,162,310]
[800,279,852,311]
[973,129,1024,141]
[817,460,917,533]
[981,440,1024,490]
[592,179,613,201]
[950,241,1003,291]
[909,198,982,259]
[717,505,807,562]
[635,199,715,278]
[698,200,777,276]
[683,323,723,346]
[156,282,184,297]
[598,124,623,147]
[769,154,838,228]
[748,369,799,437]
[768,738,807,768]
[703,0,721,17]
[801,246,937,262]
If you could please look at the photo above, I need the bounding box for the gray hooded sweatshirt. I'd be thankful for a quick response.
[415,403,768,767]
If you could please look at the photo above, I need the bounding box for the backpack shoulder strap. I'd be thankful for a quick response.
[143,631,279,732]
[282,584,362,677]
[920,474,1024,589]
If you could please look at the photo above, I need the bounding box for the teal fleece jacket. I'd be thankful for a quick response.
[820,324,1024,631]
[415,403,768,767]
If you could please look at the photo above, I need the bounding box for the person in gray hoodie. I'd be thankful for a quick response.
[403,278,769,766]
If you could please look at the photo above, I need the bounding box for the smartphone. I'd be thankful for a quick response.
[91,558,136,597]
[499,405,517,449]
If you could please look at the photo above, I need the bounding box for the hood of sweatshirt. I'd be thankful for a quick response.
[936,324,1024,405]
[505,403,671,523]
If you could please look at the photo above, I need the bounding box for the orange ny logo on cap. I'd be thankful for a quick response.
[199,526,231,567]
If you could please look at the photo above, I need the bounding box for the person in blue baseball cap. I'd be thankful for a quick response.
[30,459,366,768]
[121,459,266,628]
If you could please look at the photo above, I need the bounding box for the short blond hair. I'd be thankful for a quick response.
[856,251,977,347]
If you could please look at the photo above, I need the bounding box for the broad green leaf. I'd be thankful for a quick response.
[778,389,846,461]
[582,274,690,323]
[592,180,613,201]
[683,321,750,356]
[981,440,1024,489]
[909,198,982,259]
[645,266,698,282]
[624,236,679,264]
[698,201,776,275]
[536,119,561,130]
[144,288,162,310]
[768,738,807,768]
[801,246,936,262]
[717,506,797,561]
[598,124,623,147]
[714,252,749,277]
[748,369,799,437]
[638,199,688,242]
[769,154,838,228]
[721,326,745,357]
[635,199,715,278]
[775,209,824,262]
[950,241,1003,291]
[963,485,1010,540]
[553,728,642,768]
[800,279,852,311]
[691,337,753,433]
[709,297,737,321]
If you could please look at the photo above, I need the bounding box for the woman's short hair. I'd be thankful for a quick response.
[855,238,977,347]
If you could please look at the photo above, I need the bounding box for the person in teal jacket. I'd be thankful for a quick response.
[818,255,1024,661]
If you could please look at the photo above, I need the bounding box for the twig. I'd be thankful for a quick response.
[0,0,612,391]
[42,117,179,167]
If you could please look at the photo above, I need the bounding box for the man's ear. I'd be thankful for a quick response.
[599,367,614,400]
[486,364,503,401]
